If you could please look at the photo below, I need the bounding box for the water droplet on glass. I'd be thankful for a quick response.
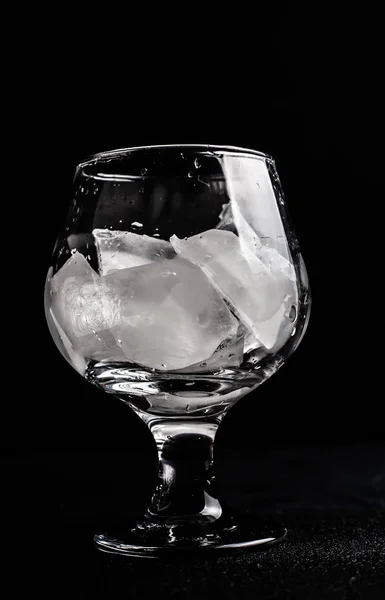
[186,404,190,412]
[194,157,201,169]
[141,167,148,176]
[289,305,297,322]
[131,221,143,229]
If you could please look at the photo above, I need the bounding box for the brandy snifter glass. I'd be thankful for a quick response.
[44,144,311,556]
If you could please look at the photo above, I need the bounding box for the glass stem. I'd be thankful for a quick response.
[143,417,223,526]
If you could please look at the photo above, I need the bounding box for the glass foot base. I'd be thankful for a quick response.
[94,515,287,558]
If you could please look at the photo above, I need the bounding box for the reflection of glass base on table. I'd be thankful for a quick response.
[94,514,287,557]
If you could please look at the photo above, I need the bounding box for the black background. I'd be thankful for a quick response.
[4,2,385,597]
[9,1,384,448]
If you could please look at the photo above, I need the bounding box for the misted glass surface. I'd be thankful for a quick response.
[44,144,310,555]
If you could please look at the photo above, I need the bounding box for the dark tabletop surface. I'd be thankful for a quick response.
[3,442,384,599]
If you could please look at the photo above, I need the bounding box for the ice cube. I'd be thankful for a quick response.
[93,229,176,276]
[48,307,87,375]
[75,329,126,362]
[272,304,297,352]
[244,328,263,353]
[258,244,296,282]
[173,323,245,373]
[218,200,296,282]
[171,230,295,350]
[105,258,237,371]
[50,251,98,293]
[50,253,123,361]
[53,276,121,338]
[221,153,290,260]
[217,201,236,232]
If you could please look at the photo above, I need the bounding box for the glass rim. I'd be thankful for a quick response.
[78,144,271,169]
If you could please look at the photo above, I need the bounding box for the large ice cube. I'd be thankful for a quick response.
[221,153,290,260]
[50,251,98,293]
[50,253,124,361]
[48,307,87,375]
[53,276,121,338]
[93,229,176,276]
[216,195,297,351]
[105,258,237,371]
[173,323,245,373]
[171,230,295,350]
[218,200,296,282]
[75,329,126,362]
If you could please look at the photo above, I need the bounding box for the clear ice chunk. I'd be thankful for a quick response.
[53,276,121,338]
[105,258,237,371]
[48,307,87,375]
[75,329,126,362]
[258,244,296,282]
[217,199,296,282]
[50,253,124,361]
[93,229,176,276]
[50,251,98,293]
[221,153,290,260]
[244,328,263,354]
[173,323,245,373]
[171,230,296,350]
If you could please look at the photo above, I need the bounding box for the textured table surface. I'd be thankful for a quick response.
[3,443,384,599]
